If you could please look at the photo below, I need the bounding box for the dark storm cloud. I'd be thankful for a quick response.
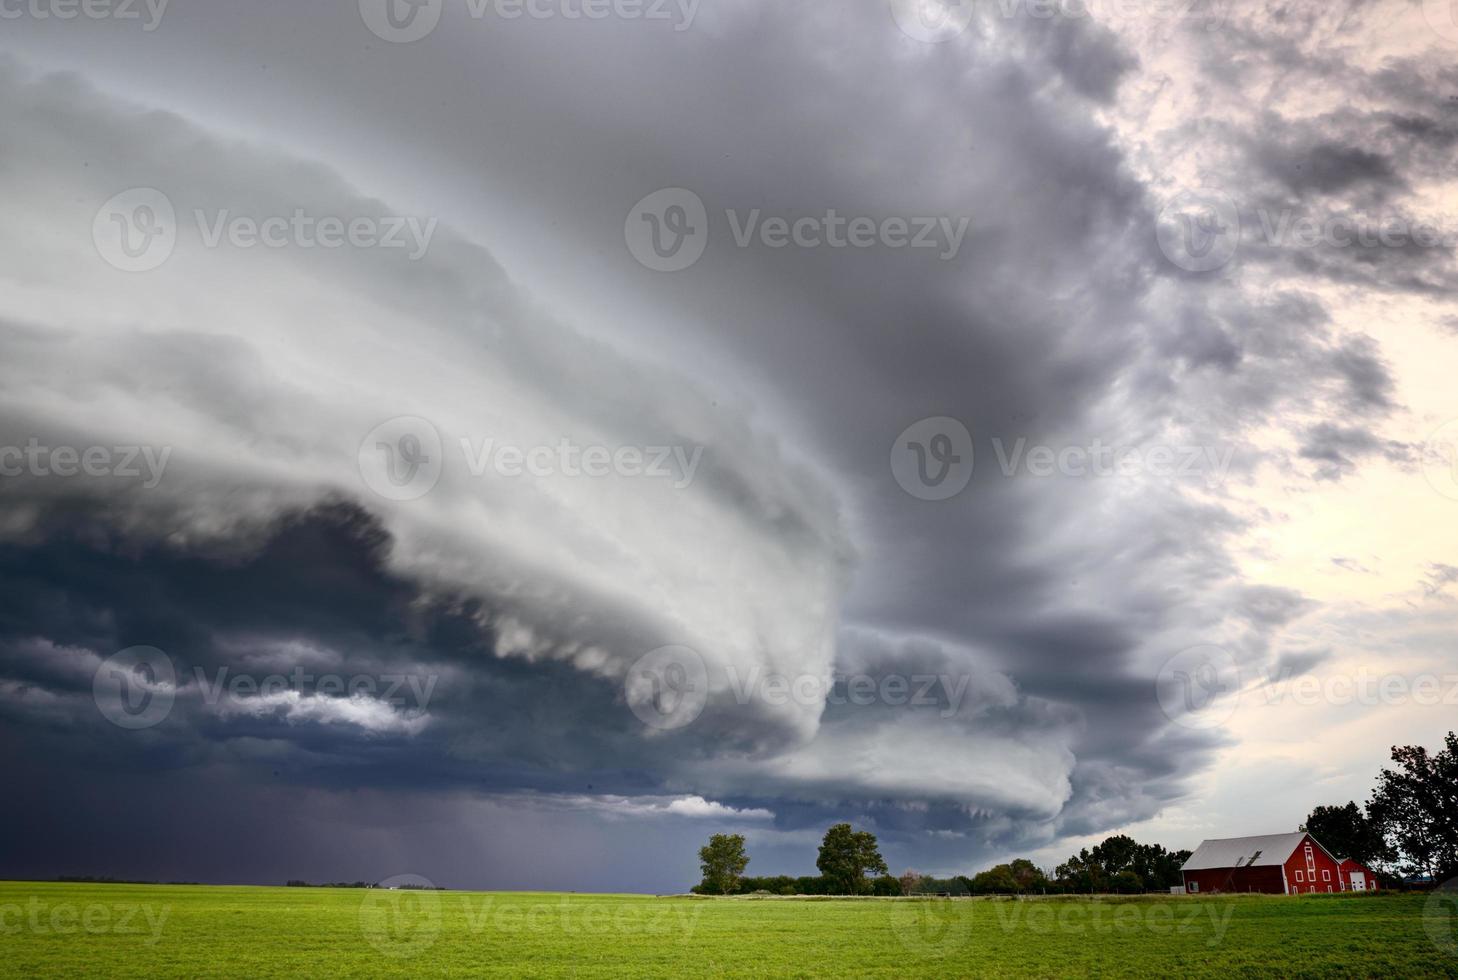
[1252,138,1400,199]
[1298,422,1416,481]
[0,0,1444,890]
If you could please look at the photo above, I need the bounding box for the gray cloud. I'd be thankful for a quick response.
[0,0,1449,890]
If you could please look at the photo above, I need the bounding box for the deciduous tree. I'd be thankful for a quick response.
[815,823,888,895]
[698,833,750,896]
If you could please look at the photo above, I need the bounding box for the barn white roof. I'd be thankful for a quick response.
[1181,833,1309,871]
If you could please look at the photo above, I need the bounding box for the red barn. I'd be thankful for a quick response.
[1181,833,1345,895]
[1336,857,1379,892]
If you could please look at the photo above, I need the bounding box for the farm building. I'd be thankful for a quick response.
[1181,833,1352,895]
[1335,857,1379,892]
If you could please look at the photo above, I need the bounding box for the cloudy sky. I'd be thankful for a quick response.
[2,0,1457,892]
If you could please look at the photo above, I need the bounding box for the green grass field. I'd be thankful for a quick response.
[1,881,1455,977]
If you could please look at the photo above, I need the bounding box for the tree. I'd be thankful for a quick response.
[971,864,1021,894]
[1007,859,1050,893]
[1054,837,1188,893]
[1302,802,1389,870]
[1111,870,1143,894]
[816,823,888,895]
[898,869,923,896]
[697,834,750,895]
[1055,848,1101,893]
[871,875,902,896]
[1368,732,1458,881]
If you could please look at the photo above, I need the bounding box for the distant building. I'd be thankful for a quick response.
[1335,857,1379,893]
[1180,833,1351,895]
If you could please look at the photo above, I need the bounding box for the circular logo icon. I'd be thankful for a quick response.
[93,646,176,730]
[360,874,442,959]
[1190,0,1233,33]
[1156,189,1240,273]
[1424,0,1458,45]
[360,0,443,42]
[891,417,974,501]
[890,899,972,956]
[93,188,177,273]
[1421,419,1458,503]
[888,0,975,43]
[358,417,444,502]
[1156,645,1241,731]
[625,645,709,731]
[625,188,709,273]
[1426,880,1458,957]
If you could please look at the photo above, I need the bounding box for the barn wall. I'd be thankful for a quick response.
[1182,866,1286,895]
[1284,834,1343,894]
[1339,860,1379,892]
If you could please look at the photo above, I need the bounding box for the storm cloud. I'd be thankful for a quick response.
[0,0,1455,891]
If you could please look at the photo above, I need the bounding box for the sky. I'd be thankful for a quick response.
[1,0,1457,893]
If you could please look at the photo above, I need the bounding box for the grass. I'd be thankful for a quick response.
[0,881,1454,977]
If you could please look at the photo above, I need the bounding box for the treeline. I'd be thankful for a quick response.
[285,880,443,890]
[57,876,200,886]
[693,824,1189,896]
[1304,730,1458,884]
[692,733,1457,896]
